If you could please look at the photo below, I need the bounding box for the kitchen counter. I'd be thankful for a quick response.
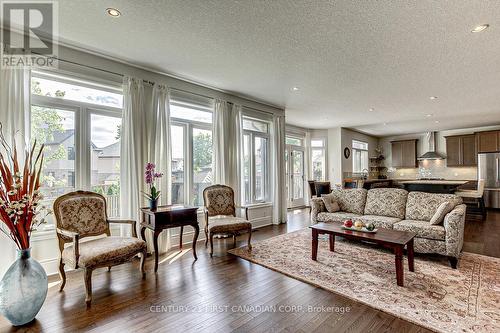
[397,180,468,185]
[396,179,472,194]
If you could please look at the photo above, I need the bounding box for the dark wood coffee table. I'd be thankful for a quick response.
[310,222,416,286]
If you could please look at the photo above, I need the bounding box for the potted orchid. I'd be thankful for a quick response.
[0,125,51,326]
[143,162,163,210]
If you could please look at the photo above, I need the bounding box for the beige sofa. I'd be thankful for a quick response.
[310,188,466,268]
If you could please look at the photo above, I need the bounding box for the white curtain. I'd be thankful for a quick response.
[0,66,30,276]
[120,77,148,236]
[272,115,287,224]
[227,104,243,205]
[212,99,230,185]
[150,84,172,205]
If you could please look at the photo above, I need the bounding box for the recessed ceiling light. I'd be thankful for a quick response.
[426,114,433,117]
[291,87,299,91]
[383,122,387,126]
[106,8,121,17]
[471,24,489,33]
[435,120,440,124]
[429,96,438,100]
[368,108,375,112]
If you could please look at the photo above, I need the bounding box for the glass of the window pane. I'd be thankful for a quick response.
[254,137,268,201]
[192,128,212,206]
[292,150,304,199]
[171,125,185,204]
[242,118,268,133]
[31,106,76,201]
[90,113,121,217]
[243,134,251,204]
[312,149,325,181]
[285,137,302,146]
[170,104,212,124]
[311,139,324,148]
[352,140,368,150]
[31,76,123,108]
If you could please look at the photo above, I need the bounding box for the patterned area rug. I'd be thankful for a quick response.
[229,229,500,333]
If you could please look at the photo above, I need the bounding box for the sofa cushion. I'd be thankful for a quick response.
[327,188,368,215]
[364,188,408,219]
[429,201,451,225]
[393,220,446,241]
[321,194,340,213]
[405,192,462,222]
[316,212,360,223]
[358,215,402,229]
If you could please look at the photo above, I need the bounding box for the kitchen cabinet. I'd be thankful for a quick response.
[445,134,477,166]
[476,130,500,153]
[391,140,417,168]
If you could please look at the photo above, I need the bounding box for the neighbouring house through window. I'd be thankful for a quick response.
[311,139,326,181]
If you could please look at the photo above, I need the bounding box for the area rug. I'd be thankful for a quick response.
[228,229,500,333]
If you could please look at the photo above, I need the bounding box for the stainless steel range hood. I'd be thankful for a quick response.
[418,132,445,160]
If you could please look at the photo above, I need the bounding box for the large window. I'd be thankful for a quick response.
[352,140,369,173]
[170,94,213,207]
[242,117,270,204]
[311,139,326,181]
[31,71,123,225]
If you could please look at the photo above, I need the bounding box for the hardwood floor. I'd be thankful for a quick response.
[1,209,498,333]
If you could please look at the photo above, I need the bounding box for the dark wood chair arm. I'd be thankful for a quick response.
[107,219,138,238]
[56,228,80,268]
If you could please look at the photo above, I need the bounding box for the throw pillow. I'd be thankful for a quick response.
[322,194,340,213]
[430,201,450,225]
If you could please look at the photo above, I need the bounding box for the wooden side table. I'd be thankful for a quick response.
[140,205,199,273]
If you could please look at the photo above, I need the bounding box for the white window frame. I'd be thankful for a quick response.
[352,139,369,174]
[30,72,122,230]
[242,117,270,204]
[170,108,213,207]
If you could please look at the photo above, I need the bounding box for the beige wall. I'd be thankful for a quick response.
[379,125,500,180]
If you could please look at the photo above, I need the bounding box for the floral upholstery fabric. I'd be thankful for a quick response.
[358,215,402,229]
[208,216,251,234]
[393,220,446,240]
[405,192,462,222]
[413,237,446,256]
[203,185,236,217]
[363,188,408,219]
[316,212,361,223]
[55,194,108,237]
[321,194,340,213]
[328,188,367,215]
[310,198,326,223]
[444,204,466,257]
[62,236,146,268]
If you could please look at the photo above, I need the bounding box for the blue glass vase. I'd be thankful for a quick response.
[0,248,48,326]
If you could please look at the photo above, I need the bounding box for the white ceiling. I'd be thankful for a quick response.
[51,0,500,136]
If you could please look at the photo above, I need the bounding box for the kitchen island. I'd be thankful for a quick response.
[397,180,470,194]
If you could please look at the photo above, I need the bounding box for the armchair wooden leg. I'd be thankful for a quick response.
[84,268,93,306]
[210,233,214,257]
[233,234,237,248]
[140,249,147,277]
[204,228,209,247]
[58,259,66,291]
[108,266,112,272]
[247,226,252,251]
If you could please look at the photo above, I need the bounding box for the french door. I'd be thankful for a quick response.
[286,146,305,208]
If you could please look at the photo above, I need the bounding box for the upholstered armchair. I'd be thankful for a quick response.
[53,191,147,305]
[203,185,252,256]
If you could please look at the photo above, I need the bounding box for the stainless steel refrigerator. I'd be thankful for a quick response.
[478,153,500,208]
